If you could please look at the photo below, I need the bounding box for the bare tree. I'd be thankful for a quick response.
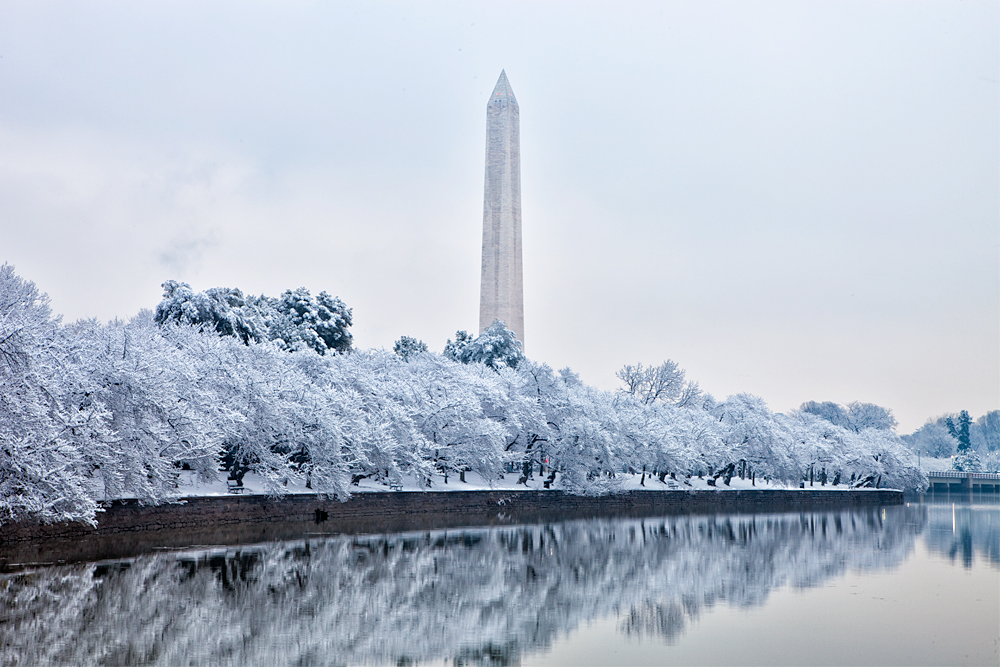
[617,361,700,406]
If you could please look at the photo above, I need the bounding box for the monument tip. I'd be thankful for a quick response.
[490,70,517,104]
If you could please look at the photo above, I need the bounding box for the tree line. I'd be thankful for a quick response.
[0,267,924,526]
[900,409,999,471]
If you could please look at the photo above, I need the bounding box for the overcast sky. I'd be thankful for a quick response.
[1,1,996,432]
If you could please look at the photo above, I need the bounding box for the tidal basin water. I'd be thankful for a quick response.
[1,498,997,666]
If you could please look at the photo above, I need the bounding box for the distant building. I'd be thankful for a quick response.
[479,70,524,345]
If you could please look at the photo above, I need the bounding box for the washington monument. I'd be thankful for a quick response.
[479,70,524,344]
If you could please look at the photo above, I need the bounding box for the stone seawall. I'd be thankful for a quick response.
[0,488,902,570]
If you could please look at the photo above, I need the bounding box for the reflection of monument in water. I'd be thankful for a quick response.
[479,70,525,345]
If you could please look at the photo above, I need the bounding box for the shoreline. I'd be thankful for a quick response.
[0,488,902,571]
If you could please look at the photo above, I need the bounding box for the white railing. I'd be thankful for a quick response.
[927,471,1000,480]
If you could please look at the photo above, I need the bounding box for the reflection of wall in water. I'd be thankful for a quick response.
[922,503,999,568]
[0,508,924,667]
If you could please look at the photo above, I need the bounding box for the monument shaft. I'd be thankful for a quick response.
[479,70,524,344]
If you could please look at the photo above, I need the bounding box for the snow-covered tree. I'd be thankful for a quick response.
[155,282,352,354]
[442,330,473,363]
[0,265,115,524]
[617,360,700,407]
[972,411,999,452]
[263,288,353,355]
[800,401,852,430]
[393,336,428,361]
[154,281,265,344]
[801,400,896,432]
[902,422,958,458]
[946,410,973,453]
[951,450,982,472]
[444,320,523,371]
[944,411,980,471]
[846,401,898,431]
[712,394,798,482]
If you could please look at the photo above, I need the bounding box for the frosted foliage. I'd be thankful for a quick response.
[800,401,851,429]
[801,400,897,432]
[902,422,958,458]
[154,281,265,344]
[617,360,700,407]
[0,264,53,374]
[846,401,898,431]
[266,288,353,355]
[154,281,353,354]
[442,329,473,362]
[447,320,523,370]
[0,267,926,525]
[0,265,111,524]
[973,411,1000,452]
[392,335,428,361]
[0,507,924,667]
[952,451,983,472]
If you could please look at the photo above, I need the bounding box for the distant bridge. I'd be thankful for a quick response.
[926,471,1000,493]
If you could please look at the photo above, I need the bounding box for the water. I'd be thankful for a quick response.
[1,498,996,666]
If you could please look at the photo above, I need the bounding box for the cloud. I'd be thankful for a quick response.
[157,231,218,274]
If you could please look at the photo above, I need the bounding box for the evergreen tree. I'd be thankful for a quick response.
[444,320,524,371]
[154,281,264,344]
[443,330,474,363]
[155,281,352,354]
[946,410,972,454]
[393,336,428,361]
[948,410,980,471]
[265,288,353,355]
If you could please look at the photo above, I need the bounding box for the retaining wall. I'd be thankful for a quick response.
[0,488,902,570]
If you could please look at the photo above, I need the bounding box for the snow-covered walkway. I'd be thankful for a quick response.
[170,469,870,499]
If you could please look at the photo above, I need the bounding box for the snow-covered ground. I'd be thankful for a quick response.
[916,456,957,472]
[172,469,859,498]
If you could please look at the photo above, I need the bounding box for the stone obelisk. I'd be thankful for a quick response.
[479,70,524,344]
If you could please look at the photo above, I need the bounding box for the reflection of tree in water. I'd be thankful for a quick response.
[922,502,1000,569]
[1,507,924,667]
[619,601,688,642]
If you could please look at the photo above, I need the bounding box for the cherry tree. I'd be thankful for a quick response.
[617,360,701,407]
[0,265,115,524]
